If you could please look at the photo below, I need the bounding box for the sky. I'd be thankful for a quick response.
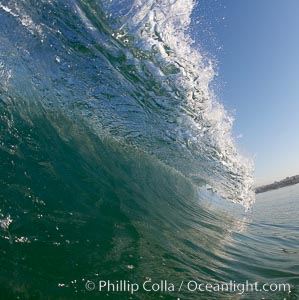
[192,0,299,185]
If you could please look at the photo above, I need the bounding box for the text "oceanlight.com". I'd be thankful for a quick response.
[84,279,291,295]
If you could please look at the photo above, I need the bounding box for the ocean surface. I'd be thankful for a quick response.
[0,0,298,299]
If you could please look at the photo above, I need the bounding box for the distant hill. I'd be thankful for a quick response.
[255,175,299,194]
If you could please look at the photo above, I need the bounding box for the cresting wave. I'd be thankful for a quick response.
[105,0,255,208]
[0,0,254,209]
[2,3,299,300]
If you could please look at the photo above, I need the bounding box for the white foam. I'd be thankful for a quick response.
[0,213,12,230]
[0,1,43,37]
[119,0,255,208]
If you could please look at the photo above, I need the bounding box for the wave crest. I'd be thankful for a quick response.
[101,0,255,208]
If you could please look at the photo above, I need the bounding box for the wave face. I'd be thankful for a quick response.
[0,0,254,208]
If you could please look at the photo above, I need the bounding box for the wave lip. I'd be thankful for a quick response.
[103,0,255,208]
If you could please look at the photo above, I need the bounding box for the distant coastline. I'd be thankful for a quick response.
[255,175,299,194]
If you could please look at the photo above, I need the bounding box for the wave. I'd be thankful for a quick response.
[0,0,254,209]
[95,0,255,207]
[3,2,297,300]
[0,99,250,299]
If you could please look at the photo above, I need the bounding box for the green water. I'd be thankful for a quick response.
[0,105,298,299]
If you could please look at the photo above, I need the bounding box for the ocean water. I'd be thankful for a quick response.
[0,0,298,299]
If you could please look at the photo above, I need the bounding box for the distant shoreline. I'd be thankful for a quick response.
[255,175,299,194]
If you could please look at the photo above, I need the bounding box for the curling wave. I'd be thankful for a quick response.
[0,0,254,209]
[4,2,299,300]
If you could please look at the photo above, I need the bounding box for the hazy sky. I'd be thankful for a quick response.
[192,0,299,185]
